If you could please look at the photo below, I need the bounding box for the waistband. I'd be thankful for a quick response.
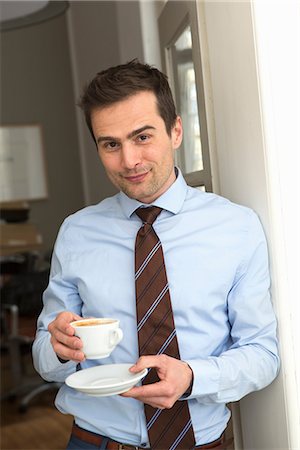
[71,423,232,449]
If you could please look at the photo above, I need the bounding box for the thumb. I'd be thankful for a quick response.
[129,355,154,373]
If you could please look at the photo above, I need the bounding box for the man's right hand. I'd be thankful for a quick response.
[48,311,85,363]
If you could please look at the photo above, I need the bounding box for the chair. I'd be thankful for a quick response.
[1,267,61,413]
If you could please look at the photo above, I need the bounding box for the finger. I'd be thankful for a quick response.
[59,313,82,335]
[122,380,168,399]
[51,325,83,349]
[129,355,165,373]
[48,312,83,343]
[121,386,175,409]
[121,385,149,398]
[51,337,85,362]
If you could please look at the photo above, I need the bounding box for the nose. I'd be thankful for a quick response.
[121,142,142,170]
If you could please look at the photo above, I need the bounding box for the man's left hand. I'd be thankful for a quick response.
[121,354,193,409]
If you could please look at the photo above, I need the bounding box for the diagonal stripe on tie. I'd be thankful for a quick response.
[146,408,163,430]
[139,308,172,355]
[136,263,165,303]
[157,329,176,354]
[169,419,194,450]
[148,401,192,449]
[135,241,162,279]
[135,206,195,449]
[137,284,169,331]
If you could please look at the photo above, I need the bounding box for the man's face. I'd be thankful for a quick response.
[91,91,183,204]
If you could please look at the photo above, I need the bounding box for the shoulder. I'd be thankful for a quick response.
[185,187,262,232]
[56,194,122,244]
[187,186,253,215]
[63,194,121,226]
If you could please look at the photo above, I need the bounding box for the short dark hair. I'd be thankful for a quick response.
[78,59,177,142]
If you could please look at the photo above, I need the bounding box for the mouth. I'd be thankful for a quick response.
[123,171,149,183]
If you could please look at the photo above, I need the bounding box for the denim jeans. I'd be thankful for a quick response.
[66,434,108,450]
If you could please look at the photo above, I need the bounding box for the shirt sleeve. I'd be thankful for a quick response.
[185,210,280,403]
[32,221,81,382]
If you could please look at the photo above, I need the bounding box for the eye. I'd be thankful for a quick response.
[136,134,150,143]
[104,141,120,150]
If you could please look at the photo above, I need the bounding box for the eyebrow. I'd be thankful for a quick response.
[96,125,156,145]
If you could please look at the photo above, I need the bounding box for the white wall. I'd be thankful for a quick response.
[203,1,299,448]
[203,2,269,220]
[251,2,300,448]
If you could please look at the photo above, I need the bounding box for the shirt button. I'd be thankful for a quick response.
[141,444,147,447]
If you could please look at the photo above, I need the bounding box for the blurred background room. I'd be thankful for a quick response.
[0,1,299,450]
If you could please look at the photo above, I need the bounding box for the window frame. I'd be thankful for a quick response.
[158,1,212,191]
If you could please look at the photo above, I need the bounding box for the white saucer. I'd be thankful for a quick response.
[65,364,148,397]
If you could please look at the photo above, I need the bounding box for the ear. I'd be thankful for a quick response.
[171,116,183,149]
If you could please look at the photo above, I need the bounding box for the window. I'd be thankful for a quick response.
[159,1,212,191]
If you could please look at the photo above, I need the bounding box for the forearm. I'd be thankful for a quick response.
[32,228,84,380]
[186,342,279,403]
[32,329,77,382]
[184,210,280,404]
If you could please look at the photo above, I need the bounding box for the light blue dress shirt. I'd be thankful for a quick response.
[32,169,279,446]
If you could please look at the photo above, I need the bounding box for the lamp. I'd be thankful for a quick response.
[0,1,69,32]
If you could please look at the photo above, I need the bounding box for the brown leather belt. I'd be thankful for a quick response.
[72,424,231,449]
[72,423,140,449]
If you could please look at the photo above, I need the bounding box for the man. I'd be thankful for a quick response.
[33,60,279,450]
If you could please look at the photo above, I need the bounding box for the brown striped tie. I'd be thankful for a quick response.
[135,206,195,450]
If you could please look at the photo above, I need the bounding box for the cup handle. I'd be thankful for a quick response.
[109,328,123,347]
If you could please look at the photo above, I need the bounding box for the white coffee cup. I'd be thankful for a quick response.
[71,318,123,359]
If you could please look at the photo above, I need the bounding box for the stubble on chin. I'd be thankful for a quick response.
[119,181,153,201]
[117,176,158,202]
[114,165,175,202]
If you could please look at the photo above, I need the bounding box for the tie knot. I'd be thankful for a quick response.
[135,206,163,225]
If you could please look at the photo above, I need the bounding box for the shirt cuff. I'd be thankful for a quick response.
[57,355,69,364]
[184,358,221,399]
[179,363,194,400]
[41,336,75,373]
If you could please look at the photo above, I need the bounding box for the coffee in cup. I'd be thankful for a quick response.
[71,318,123,359]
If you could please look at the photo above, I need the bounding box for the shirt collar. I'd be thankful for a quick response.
[118,168,188,219]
